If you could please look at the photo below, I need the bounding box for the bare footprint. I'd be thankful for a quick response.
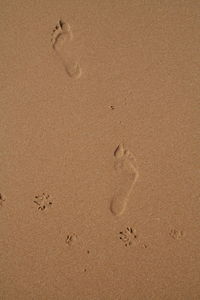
[51,19,82,79]
[110,144,139,216]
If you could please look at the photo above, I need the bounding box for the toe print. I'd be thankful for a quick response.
[110,144,139,216]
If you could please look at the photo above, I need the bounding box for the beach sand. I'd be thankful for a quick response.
[0,1,199,299]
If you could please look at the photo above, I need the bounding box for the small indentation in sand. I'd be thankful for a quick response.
[65,233,78,246]
[0,193,6,208]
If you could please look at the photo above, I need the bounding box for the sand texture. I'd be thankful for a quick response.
[0,1,200,299]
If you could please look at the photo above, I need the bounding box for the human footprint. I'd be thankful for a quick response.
[51,19,82,79]
[110,144,139,216]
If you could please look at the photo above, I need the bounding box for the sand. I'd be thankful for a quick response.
[0,1,199,299]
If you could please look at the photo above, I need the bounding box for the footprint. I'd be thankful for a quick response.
[65,233,78,246]
[33,193,53,211]
[169,229,185,240]
[110,144,139,216]
[119,226,138,247]
[51,19,82,79]
[0,193,6,208]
